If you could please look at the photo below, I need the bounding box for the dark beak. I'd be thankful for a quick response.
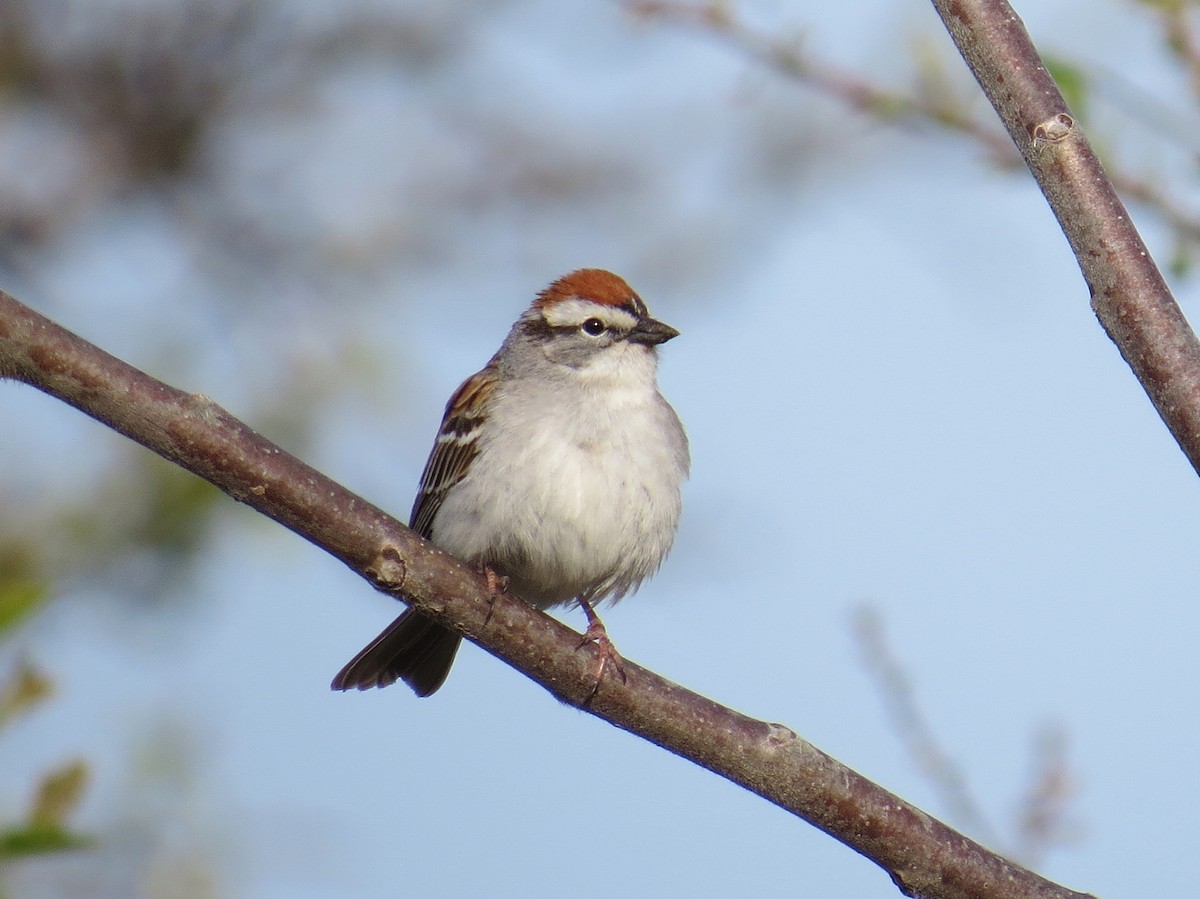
[628,316,680,346]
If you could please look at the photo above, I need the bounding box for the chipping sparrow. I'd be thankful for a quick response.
[331,268,690,696]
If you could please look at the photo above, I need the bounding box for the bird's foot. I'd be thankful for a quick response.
[578,599,627,702]
[481,565,509,626]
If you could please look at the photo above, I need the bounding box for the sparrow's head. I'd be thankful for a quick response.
[515,269,679,373]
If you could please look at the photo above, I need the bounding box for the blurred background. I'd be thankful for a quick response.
[2,0,1198,896]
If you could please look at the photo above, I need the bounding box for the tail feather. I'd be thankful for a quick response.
[331,608,462,697]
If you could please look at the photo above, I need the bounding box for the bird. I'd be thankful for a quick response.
[331,268,689,696]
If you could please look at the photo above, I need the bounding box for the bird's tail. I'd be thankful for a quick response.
[331,608,462,697]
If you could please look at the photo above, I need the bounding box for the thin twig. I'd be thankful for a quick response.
[624,0,1200,246]
[1159,3,1200,101]
[854,606,1000,849]
[626,0,1016,156]
[1013,724,1080,869]
[855,608,1081,867]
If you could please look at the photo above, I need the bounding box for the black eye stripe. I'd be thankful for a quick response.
[524,300,645,338]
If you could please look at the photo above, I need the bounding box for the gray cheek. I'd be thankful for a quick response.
[544,336,603,369]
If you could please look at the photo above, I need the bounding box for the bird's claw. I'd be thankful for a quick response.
[578,600,627,703]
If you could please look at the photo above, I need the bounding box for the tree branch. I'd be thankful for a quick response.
[929,0,1200,475]
[0,288,1093,899]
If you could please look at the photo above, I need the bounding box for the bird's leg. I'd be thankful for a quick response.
[481,564,509,626]
[578,598,627,701]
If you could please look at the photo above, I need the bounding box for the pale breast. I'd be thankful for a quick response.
[430,378,687,609]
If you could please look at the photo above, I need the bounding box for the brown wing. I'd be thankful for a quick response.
[409,368,498,539]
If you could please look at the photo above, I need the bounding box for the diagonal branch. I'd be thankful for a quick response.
[929,0,1200,476]
[0,288,1093,899]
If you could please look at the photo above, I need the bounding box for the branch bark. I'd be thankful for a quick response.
[930,0,1200,475]
[0,294,1093,899]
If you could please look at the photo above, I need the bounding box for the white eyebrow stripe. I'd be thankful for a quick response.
[541,297,639,330]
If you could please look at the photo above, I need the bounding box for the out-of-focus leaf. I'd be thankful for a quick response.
[0,824,92,859]
[0,659,53,729]
[1,763,92,860]
[133,459,221,555]
[1170,235,1193,280]
[0,579,48,635]
[1044,55,1090,122]
[911,36,974,123]
[1133,0,1183,12]
[28,760,89,830]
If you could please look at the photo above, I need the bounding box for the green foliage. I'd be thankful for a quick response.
[0,823,91,858]
[26,759,88,831]
[1043,55,1091,122]
[126,456,222,559]
[64,453,222,568]
[0,579,47,636]
[0,659,52,730]
[1170,236,1195,281]
[0,761,93,860]
[0,596,92,874]
[1133,0,1186,12]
